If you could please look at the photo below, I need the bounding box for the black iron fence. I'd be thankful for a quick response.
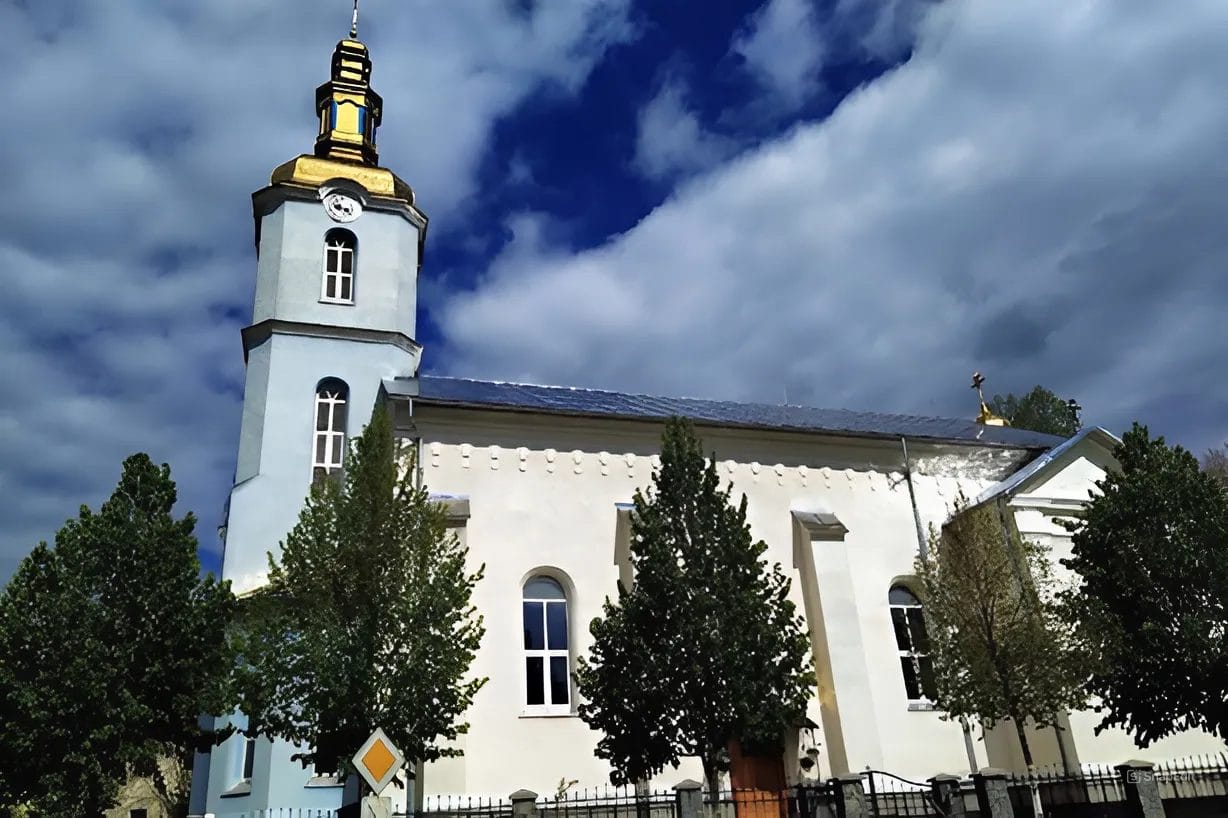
[415,794,515,818]
[538,787,679,818]
[997,755,1228,818]
[863,769,949,818]
[702,785,838,818]
[404,755,1228,818]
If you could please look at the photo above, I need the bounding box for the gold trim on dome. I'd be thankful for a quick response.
[270,155,415,205]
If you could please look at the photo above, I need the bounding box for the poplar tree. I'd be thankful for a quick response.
[233,406,486,778]
[0,455,234,818]
[917,491,1087,767]
[575,417,813,798]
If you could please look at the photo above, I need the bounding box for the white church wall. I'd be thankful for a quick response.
[409,407,1038,795]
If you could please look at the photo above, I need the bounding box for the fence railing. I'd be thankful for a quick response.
[394,755,1228,818]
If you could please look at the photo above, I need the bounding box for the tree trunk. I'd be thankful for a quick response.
[1012,716,1034,767]
[702,754,720,806]
[1053,722,1071,775]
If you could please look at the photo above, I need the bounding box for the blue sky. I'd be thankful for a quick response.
[2,0,1226,580]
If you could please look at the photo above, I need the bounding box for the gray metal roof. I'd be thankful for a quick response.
[972,426,1119,506]
[392,375,1068,450]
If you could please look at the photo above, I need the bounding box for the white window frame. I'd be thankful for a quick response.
[889,586,937,707]
[320,232,356,304]
[312,384,347,481]
[522,577,570,716]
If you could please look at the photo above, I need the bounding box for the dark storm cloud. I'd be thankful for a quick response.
[439,0,1228,459]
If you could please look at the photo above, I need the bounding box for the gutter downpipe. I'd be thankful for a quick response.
[901,436,979,774]
[901,437,928,562]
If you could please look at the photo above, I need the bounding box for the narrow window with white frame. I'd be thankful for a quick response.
[522,575,570,714]
[312,379,348,483]
[241,735,256,781]
[321,228,356,304]
[889,584,937,704]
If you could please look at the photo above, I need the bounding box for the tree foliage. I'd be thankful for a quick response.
[916,492,1087,766]
[574,417,814,797]
[989,386,1081,437]
[233,406,486,777]
[1061,423,1228,746]
[0,455,235,818]
[1203,443,1228,489]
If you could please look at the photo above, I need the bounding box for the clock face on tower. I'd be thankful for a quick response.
[324,192,362,223]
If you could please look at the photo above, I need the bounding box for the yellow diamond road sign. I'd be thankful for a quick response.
[353,727,405,795]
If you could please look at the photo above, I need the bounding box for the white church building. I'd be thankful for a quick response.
[192,20,1225,818]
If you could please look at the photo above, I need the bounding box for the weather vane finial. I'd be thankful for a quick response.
[350,0,360,38]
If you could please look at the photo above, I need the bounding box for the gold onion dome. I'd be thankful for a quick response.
[314,35,382,166]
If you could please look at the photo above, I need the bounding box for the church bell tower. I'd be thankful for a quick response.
[197,9,427,813]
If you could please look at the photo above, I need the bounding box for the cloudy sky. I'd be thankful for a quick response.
[2,0,1226,579]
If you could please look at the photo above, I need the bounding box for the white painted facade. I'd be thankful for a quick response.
[195,29,1225,818]
[402,413,1225,799]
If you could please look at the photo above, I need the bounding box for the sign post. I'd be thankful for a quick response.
[352,728,406,818]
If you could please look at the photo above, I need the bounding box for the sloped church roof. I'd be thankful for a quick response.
[390,376,1067,449]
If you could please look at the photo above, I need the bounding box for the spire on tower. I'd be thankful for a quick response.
[267,2,421,210]
[312,7,383,166]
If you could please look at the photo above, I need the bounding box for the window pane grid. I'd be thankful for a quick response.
[523,582,570,711]
[321,235,355,304]
[890,588,937,702]
[312,387,347,479]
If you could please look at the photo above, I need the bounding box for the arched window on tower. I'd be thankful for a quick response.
[522,575,570,715]
[889,584,937,704]
[321,229,356,304]
[312,379,349,483]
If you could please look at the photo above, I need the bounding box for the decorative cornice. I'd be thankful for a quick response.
[241,318,421,361]
[420,442,925,500]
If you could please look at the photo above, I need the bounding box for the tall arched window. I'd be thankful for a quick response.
[889,585,937,703]
[321,229,356,304]
[312,379,348,482]
[522,575,570,714]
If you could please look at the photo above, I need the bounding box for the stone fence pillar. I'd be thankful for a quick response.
[928,774,966,818]
[971,769,1012,818]
[675,779,703,818]
[1116,760,1166,818]
[832,774,868,818]
[510,789,539,818]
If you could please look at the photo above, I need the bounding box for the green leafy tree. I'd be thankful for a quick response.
[989,386,1081,437]
[1061,424,1228,746]
[0,455,235,818]
[917,492,1087,766]
[1203,443,1228,489]
[234,406,486,778]
[575,417,814,798]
